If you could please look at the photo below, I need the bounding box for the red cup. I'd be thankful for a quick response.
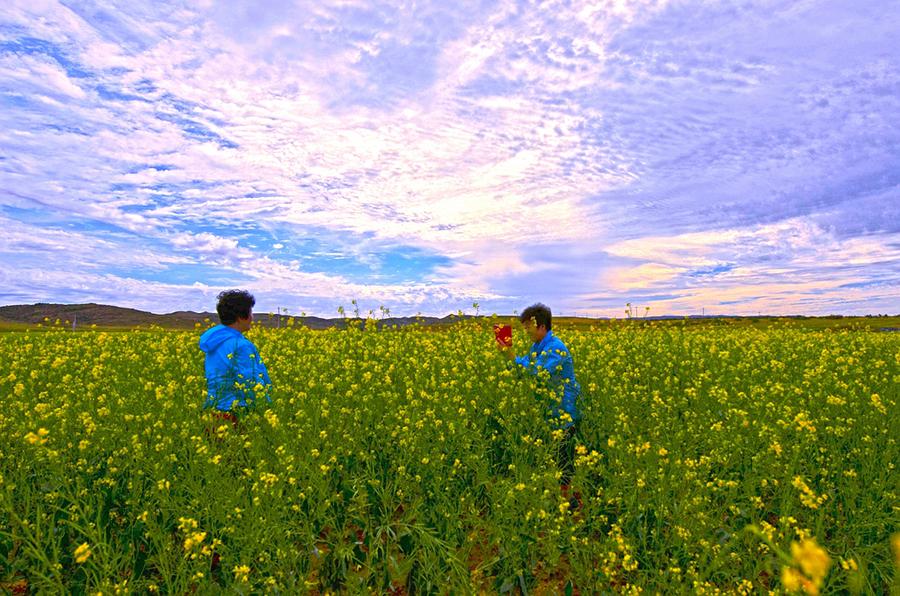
[493,324,512,347]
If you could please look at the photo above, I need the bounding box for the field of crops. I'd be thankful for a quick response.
[1,319,898,594]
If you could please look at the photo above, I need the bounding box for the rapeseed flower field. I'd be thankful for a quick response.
[1,318,898,593]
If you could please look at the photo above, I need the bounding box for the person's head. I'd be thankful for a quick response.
[519,303,551,343]
[217,289,255,332]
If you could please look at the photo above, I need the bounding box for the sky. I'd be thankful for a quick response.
[0,0,898,318]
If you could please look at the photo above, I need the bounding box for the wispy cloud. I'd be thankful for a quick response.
[0,0,897,316]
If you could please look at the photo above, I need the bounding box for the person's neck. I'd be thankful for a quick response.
[227,323,245,334]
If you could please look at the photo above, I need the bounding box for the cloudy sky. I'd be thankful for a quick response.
[1,0,898,317]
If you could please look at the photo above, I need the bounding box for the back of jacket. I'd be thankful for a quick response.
[198,325,271,411]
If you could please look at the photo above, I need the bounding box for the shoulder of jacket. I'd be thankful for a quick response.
[233,336,255,350]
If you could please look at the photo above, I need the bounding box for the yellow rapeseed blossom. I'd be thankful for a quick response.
[183,531,207,551]
[25,427,49,445]
[782,567,814,594]
[233,564,251,583]
[792,476,828,509]
[74,542,91,564]
[781,538,831,595]
[2,316,896,593]
[839,557,858,571]
[792,540,830,583]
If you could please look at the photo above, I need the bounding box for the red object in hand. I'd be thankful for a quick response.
[493,324,512,347]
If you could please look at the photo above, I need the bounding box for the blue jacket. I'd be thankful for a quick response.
[199,325,271,411]
[513,330,581,427]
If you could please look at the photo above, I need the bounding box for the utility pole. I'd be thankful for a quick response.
[276,306,281,329]
[72,313,77,331]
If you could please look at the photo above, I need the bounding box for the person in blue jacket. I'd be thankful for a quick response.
[199,290,271,414]
[499,303,581,488]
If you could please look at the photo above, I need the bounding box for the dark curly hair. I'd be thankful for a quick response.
[519,303,552,330]
[216,290,255,325]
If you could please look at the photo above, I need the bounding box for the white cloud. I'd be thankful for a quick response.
[1,0,897,316]
[0,54,86,99]
[170,231,241,255]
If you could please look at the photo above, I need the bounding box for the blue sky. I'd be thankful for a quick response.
[0,0,897,317]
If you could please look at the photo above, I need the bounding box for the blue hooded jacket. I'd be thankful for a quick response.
[198,325,271,411]
[513,330,581,428]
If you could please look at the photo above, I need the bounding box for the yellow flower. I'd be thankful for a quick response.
[792,476,827,509]
[781,567,814,594]
[74,542,91,564]
[25,427,50,446]
[183,531,207,551]
[233,564,251,582]
[781,538,830,594]
[791,539,830,583]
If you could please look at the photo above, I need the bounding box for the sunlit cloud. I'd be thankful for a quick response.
[594,218,900,315]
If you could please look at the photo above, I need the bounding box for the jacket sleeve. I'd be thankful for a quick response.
[514,348,565,377]
[513,354,531,370]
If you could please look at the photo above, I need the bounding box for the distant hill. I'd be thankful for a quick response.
[0,303,457,330]
[0,303,205,328]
